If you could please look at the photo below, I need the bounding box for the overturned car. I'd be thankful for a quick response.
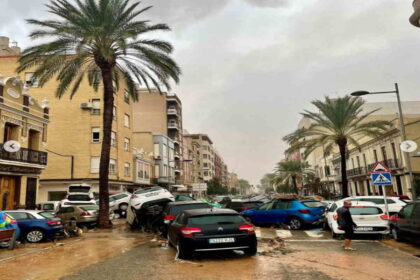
[126,186,175,229]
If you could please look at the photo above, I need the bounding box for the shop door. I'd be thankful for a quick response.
[26,178,37,209]
[0,176,18,210]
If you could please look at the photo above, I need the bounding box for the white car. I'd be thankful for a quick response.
[37,201,61,212]
[327,201,390,238]
[68,184,94,198]
[126,186,174,228]
[61,184,96,206]
[342,196,407,215]
[109,192,131,212]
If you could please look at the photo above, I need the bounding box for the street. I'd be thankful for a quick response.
[1,222,419,280]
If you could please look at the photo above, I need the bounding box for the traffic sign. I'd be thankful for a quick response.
[400,140,417,153]
[370,161,393,186]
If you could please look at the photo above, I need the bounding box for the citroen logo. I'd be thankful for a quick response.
[218,227,224,231]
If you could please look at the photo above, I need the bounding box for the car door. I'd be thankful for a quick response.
[266,200,289,224]
[397,204,415,235]
[6,212,33,235]
[168,213,184,244]
[251,201,275,224]
[410,203,420,238]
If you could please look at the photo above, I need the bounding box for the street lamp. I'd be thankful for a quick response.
[350,83,417,199]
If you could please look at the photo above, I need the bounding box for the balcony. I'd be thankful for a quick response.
[0,144,47,166]
[168,122,179,130]
[336,158,402,179]
[167,108,179,115]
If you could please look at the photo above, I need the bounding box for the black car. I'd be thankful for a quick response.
[224,200,264,212]
[160,201,212,235]
[390,201,420,244]
[167,208,257,259]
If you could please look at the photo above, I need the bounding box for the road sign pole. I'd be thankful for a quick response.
[382,185,390,218]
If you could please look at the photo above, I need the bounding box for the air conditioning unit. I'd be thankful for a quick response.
[81,102,93,109]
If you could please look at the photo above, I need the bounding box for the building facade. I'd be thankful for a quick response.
[184,134,215,183]
[0,73,49,209]
[153,135,175,186]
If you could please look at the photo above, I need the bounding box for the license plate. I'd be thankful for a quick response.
[208,238,235,244]
[357,227,373,231]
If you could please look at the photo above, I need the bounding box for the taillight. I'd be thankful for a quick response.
[238,224,255,234]
[299,209,310,214]
[164,215,175,224]
[181,227,202,237]
[80,211,90,217]
[333,215,338,220]
[389,215,398,221]
[380,215,389,220]
[47,220,59,226]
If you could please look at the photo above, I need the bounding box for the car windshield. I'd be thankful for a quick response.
[69,186,90,193]
[81,205,99,211]
[134,187,162,195]
[350,207,382,215]
[38,212,56,219]
[188,214,244,225]
[68,195,91,201]
[169,203,211,215]
[302,201,325,208]
[42,204,55,210]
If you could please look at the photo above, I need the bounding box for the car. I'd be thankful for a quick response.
[242,199,326,230]
[68,184,94,197]
[61,193,97,206]
[95,196,117,211]
[390,201,420,244]
[327,201,390,238]
[223,200,264,212]
[342,196,407,215]
[4,210,64,243]
[37,201,61,212]
[56,205,113,227]
[126,186,175,228]
[160,201,212,235]
[174,194,195,201]
[167,208,257,259]
[109,192,131,213]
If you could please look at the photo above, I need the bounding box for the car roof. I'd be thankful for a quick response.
[182,208,238,216]
[167,201,206,206]
[344,196,397,199]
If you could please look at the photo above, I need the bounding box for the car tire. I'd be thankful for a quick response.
[391,227,403,242]
[243,244,257,256]
[288,217,302,230]
[26,229,45,243]
[323,221,330,230]
[177,241,192,260]
[129,208,140,229]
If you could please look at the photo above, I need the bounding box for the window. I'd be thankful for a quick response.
[111,131,116,146]
[381,146,388,161]
[113,106,117,120]
[91,157,100,173]
[109,159,117,174]
[92,127,100,143]
[373,149,378,162]
[92,99,100,115]
[154,144,160,158]
[124,91,130,104]
[401,204,414,218]
[162,144,167,158]
[204,171,209,176]
[203,163,208,168]
[124,138,130,152]
[124,114,130,127]
[274,201,289,209]
[155,165,160,177]
[124,163,130,177]
[25,72,39,87]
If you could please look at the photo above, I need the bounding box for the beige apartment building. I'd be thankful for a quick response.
[298,102,420,199]
[0,36,148,201]
[132,89,184,185]
[184,134,216,183]
[229,172,239,191]
[0,70,49,209]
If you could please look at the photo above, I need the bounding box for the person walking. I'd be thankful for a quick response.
[337,201,357,251]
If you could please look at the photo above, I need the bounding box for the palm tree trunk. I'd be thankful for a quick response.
[338,141,349,198]
[97,65,114,228]
[292,176,299,195]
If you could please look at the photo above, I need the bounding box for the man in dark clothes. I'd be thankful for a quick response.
[337,201,357,251]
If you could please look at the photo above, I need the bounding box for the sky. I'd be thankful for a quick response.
[2,0,420,185]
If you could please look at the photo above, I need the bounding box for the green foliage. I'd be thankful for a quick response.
[260,173,275,193]
[270,160,313,195]
[207,178,229,195]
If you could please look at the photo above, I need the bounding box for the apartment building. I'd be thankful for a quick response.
[296,101,420,199]
[0,37,142,201]
[0,71,49,209]
[184,134,215,182]
[183,133,203,184]
[229,172,239,191]
[132,89,184,185]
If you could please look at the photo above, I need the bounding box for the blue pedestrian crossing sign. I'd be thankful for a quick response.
[370,162,393,186]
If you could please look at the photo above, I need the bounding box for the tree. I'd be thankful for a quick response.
[271,160,312,195]
[207,178,229,195]
[238,179,251,195]
[260,173,276,193]
[17,0,180,227]
[283,97,392,198]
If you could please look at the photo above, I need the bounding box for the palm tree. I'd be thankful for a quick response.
[283,97,392,198]
[17,0,180,228]
[271,160,312,195]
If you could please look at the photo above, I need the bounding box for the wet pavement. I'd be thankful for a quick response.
[2,224,420,280]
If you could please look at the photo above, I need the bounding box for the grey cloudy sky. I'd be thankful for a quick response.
[2,0,420,185]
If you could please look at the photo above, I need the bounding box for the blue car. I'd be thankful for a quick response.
[242,199,326,230]
[5,210,64,243]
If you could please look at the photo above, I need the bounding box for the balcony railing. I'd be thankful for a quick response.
[0,144,47,166]
[168,122,179,129]
[335,158,402,179]
[167,108,178,115]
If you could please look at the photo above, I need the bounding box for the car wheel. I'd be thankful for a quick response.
[323,221,330,230]
[177,241,192,260]
[119,203,128,211]
[26,229,45,243]
[391,227,403,242]
[289,217,302,230]
[243,244,257,256]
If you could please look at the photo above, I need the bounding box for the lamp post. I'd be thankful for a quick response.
[350,83,417,200]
